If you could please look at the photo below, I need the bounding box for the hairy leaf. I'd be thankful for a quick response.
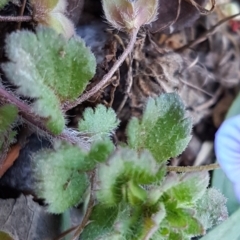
[138,203,166,239]
[164,202,204,237]
[80,204,118,239]
[146,173,180,206]
[35,147,89,213]
[127,93,192,162]
[34,140,112,213]
[0,104,17,133]
[78,104,119,141]
[96,147,166,206]
[2,27,96,134]
[85,140,114,168]
[196,188,228,230]
[200,207,240,240]
[0,104,18,152]
[34,141,113,213]
[166,171,209,207]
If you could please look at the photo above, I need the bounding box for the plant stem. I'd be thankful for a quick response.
[167,163,220,172]
[0,15,32,22]
[177,13,240,52]
[17,0,27,29]
[54,226,78,240]
[71,173,95,240]
[0,87,89,149]
[63,28,139,111]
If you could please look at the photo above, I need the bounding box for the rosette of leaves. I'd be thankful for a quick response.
[32,92,227,237]
[81,148,227,240]
[127,93,192,162]
[2,27,96,134]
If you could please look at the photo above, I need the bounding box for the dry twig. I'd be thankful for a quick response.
[177,13,240,52]
[17,0,27,29]
[63,29,139,111]
[0,15,31,22]
[167,163,220,172]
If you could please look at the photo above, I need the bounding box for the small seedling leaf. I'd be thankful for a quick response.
[78,104,119,141]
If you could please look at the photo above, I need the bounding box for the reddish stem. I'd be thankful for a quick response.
[0,88,88,149]
[0,15,32,22]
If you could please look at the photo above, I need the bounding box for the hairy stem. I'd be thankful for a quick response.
[0,15,32,22]
[63,28,139,111]
[167,163,220,172]
[0,87,89,149]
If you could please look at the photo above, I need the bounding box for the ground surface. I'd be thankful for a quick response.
[0,0,240,239]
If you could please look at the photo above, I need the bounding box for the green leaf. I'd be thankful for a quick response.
[0,104,18,151]
[138,203,166,239]
[212,169,239,215]
[168,232,185,240]
[200,207,240,240]
[124,180,148,205]
[146,173,180,206]
[80,204,118,239]
[164,202,204,237]
[166,171,209,207]
[34,142,89,213]
[84,139,114,170]
[196,188,228,230]
[34,139,113,213]
[2,27,96,134]
[164,201,188,229]
[96,147,166,206]
[0,231,13,240]
[184,215,205,237]
[78,104,119,141]
[0,104,18,132]
[127,93,192,162]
